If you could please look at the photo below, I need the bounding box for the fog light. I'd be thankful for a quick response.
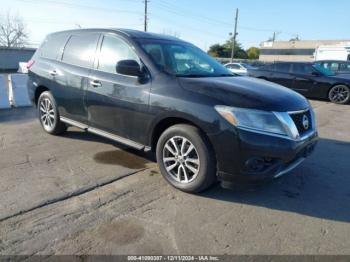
[245,157,266,172]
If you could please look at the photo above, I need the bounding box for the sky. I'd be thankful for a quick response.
[1,0,350,51]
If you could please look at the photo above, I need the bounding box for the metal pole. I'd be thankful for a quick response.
[231,8,239,63]
[144,0,148,32]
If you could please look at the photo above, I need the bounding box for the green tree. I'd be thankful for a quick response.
[208,38,247,59]
[246,47,260,60]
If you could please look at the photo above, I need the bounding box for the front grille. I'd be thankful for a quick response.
[289,110,312,136]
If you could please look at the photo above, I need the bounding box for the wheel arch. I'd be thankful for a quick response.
[34,85,50,106]
[150,116,212,153]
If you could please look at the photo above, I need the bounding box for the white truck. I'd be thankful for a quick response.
[314,44,350,61]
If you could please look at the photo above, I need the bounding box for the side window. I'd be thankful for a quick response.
[230,64,241,70]
[330,62,339,71]
[40,34,69,60]
[292,64,314,75]
[275,63,291,73]
[340,63,350,71]
[321,62,329,69]
[98,35,139,74]
[62,33,100,68]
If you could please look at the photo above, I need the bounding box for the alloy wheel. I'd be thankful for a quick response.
[329,85,350,104]
[39,98,55,130]
[162,136,200,184]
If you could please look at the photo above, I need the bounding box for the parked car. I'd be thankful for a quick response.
[27,29,318,193]
[224,63,256,76]
[249,62,350,104]
[315,60,350,75]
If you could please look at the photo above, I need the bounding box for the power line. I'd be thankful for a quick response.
[154,0,292,35]
[153,0,232,27]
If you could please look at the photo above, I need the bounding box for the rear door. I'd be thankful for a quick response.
[269,63,294,88]
[29,33,70,105]
[86,33,151,144]
[53,33,100,124]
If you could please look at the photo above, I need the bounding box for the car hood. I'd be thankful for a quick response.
[178,76,309,112]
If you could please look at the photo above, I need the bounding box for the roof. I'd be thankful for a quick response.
[49,28,183,42]
[261,40,350,49]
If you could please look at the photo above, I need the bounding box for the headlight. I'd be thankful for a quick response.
[215,105,288,136]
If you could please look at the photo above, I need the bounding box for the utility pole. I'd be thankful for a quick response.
[144,0,149,32]
[230,8,239,63]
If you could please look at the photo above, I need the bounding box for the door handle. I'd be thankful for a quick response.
[90,80,102,88]
[49,70,57,76]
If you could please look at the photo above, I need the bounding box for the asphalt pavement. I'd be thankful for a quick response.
[0,100,349,255]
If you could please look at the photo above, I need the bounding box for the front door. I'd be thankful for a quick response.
[290,63,320,96]
[86,33,151,144]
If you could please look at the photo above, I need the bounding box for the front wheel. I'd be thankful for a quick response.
[328,85,350,104]
[37,91,67,135]
[156,124,216,193]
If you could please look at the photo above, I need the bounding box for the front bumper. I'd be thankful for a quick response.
[209,127,318,184]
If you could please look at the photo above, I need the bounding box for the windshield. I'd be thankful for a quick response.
[140,41,235,77]
[313,64,336,76]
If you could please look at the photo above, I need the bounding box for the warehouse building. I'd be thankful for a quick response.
[259,40,350,62]
[0,47,36,72]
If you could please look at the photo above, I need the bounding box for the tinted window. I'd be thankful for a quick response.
[62,33,100,68]
[98,35,139,74]
[230,64,241,70]
[330,62,340,71]
[40,34,69,60]
[275,63,291,73]
[340,63,350,71]
[292,64,314,75]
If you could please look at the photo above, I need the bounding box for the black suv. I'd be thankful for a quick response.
[27,29,318,193]
[249,62,350,104]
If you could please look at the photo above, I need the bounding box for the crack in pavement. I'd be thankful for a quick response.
[0,168,151,223]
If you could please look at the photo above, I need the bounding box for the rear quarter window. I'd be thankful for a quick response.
[39,34,70,60]
[62,33,100,68]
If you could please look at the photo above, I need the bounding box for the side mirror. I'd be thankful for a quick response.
[312,71,321,77]
[116,60,143,77]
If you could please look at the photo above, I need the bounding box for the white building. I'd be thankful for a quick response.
[259,40,350,62]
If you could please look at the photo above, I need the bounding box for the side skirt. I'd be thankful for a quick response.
[60,116,146,151]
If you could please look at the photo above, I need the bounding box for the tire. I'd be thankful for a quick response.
[37,91,67,135]
[328,85,350,104]
[156,124,216,193]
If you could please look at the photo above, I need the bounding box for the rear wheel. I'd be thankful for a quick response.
[328,85,350,104]
[37,91,67,135]
[156,124,216,193]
